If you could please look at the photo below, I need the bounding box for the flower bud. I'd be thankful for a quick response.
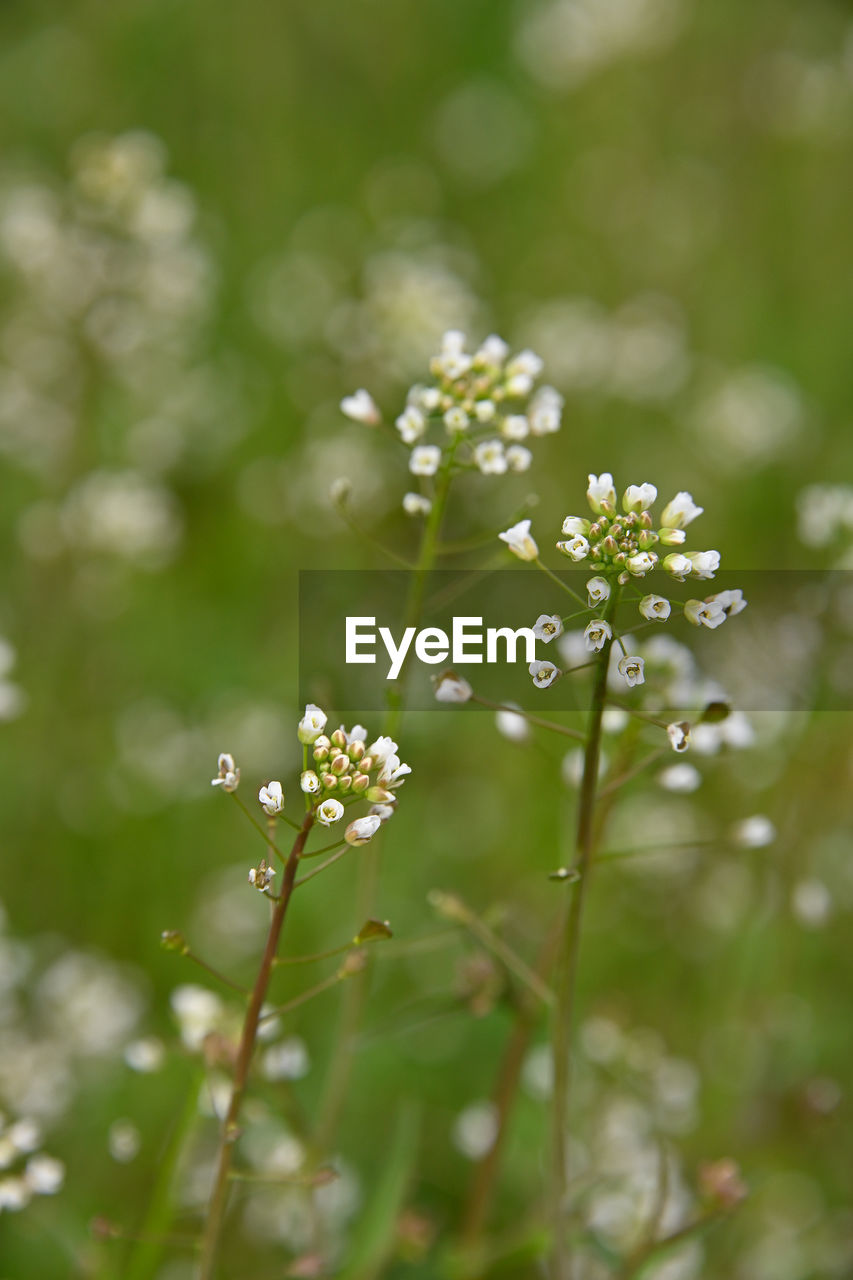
[330,753,350,776]
[160,929,187,953]
[359,755,374,772]
[366,786,395,804]
[345,815,382,846]
[300,770,321,794]
[331,728,347,749]
[313,745,329,762]
[348,740,365,762]
[351,773,369,793]
[321,773,337,790]
[337,775,352,794]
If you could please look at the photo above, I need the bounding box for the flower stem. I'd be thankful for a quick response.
[196,810,314,1280]
[551,587,619,1279]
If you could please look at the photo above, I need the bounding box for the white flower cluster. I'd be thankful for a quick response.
[797,484,853,563]
[500,475,746,702]
[341,330,562,514]
[0,1113,65,1213]
[213,707,411,878]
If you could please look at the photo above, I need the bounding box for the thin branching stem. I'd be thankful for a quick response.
[197,810,314,1280]
[469,693,586,742]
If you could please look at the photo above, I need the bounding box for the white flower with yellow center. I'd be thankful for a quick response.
[529,660,560,688]
[533,614,563,643]
[395,405,426,445]
[473,440,508,475]
[584,619,612,652]
[618,655,645,687]
[316,798,345,826]
[409,445,442,476]
[586,472,617,514]
[557,535,590,562]
[506,444,532,472]
[586,576,611,606]
[298,704,327,744]
[639,594,671,621]
[258,781,284,815]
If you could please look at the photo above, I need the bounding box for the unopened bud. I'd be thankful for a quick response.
[330,728,347,749]
[351,773,369,793]
[366,786,394,804]
[330,754,349,776]
[321,774,337,790]
[337,775,352,794]
[160,929,187,953]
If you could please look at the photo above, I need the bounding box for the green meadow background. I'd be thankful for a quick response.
[1,1,851,1277]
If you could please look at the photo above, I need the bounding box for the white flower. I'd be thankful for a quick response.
[474,398,497,422]
[369,802,396,821]
[409,384,441,412]
[367,735,398,767]
[639,594,671,621]
[660,491,704,529]
[533,613,564,643]
[0,1177,30,1210]
[248,860,276,891]
[707,588,747,618]
[584,619,612,652]
[298,703,327,744]
[731,815,776,848]
[346,724,367,743]
[659,763,701,793]
[340,389,380,426]
[687,550,720,579]
[499,519,539,561]
[258,781,284,815]
[622,483,657,513]
[501,414,529,440]
[625,551,657,576]
[684,598,727,629]
[562,516,590,537]
[476,334,510,366]
[409,445,442,476]
[586,472,616,514]
[507,348,543,378]
[378,754,412,786]
[434,672,473,702]
[529,660,560,688]
[6,1120,39,1155]
[211,752,240,792]
[495,703,530,743]
[618,655,645,687]
[434,329,473,378]
[506,444,532,472]
[403,492,432,517]
[345,816,382,845]
[557,535,589,562]
[23,1155,64,1196]
[444,406,469,433]
[792,879,832,928]
[586,576,611,606]
[300,770,321,794]
[124,1037,166,1073]
[528,387,563,435]
[663,553,693,581]
[396,406,426,445]
[473,440,508,475]
[666,722,690,752]
[316,798,345,826]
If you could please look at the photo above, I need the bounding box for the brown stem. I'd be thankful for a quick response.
[197,811,314,1280]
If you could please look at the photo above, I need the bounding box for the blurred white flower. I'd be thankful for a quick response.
[495,703,530,743]
[473,440,508,475]
[658,763,701,793]
[731,815,776,848]
[409,445,441,476]
[792,879,832,928]
[505,444,532,472]
[666,722,690,752]
[402,492,432,516]
[396,406,426,445]
[340,389,380,426]
[434,672,473,702]
[452,1101,498,1160]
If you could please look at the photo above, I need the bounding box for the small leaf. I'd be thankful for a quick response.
[355,919,393,945]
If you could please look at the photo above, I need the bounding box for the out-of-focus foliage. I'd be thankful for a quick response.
[0,1,851,1277]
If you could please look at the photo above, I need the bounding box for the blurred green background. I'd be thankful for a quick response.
[1,0,852,1277]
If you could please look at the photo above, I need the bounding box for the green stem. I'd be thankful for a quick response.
[197,811,314,1280]
[314,451,456,1153]
[551,586,619,1279]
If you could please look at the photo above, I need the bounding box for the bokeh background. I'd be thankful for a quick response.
[1,1,852,1277]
